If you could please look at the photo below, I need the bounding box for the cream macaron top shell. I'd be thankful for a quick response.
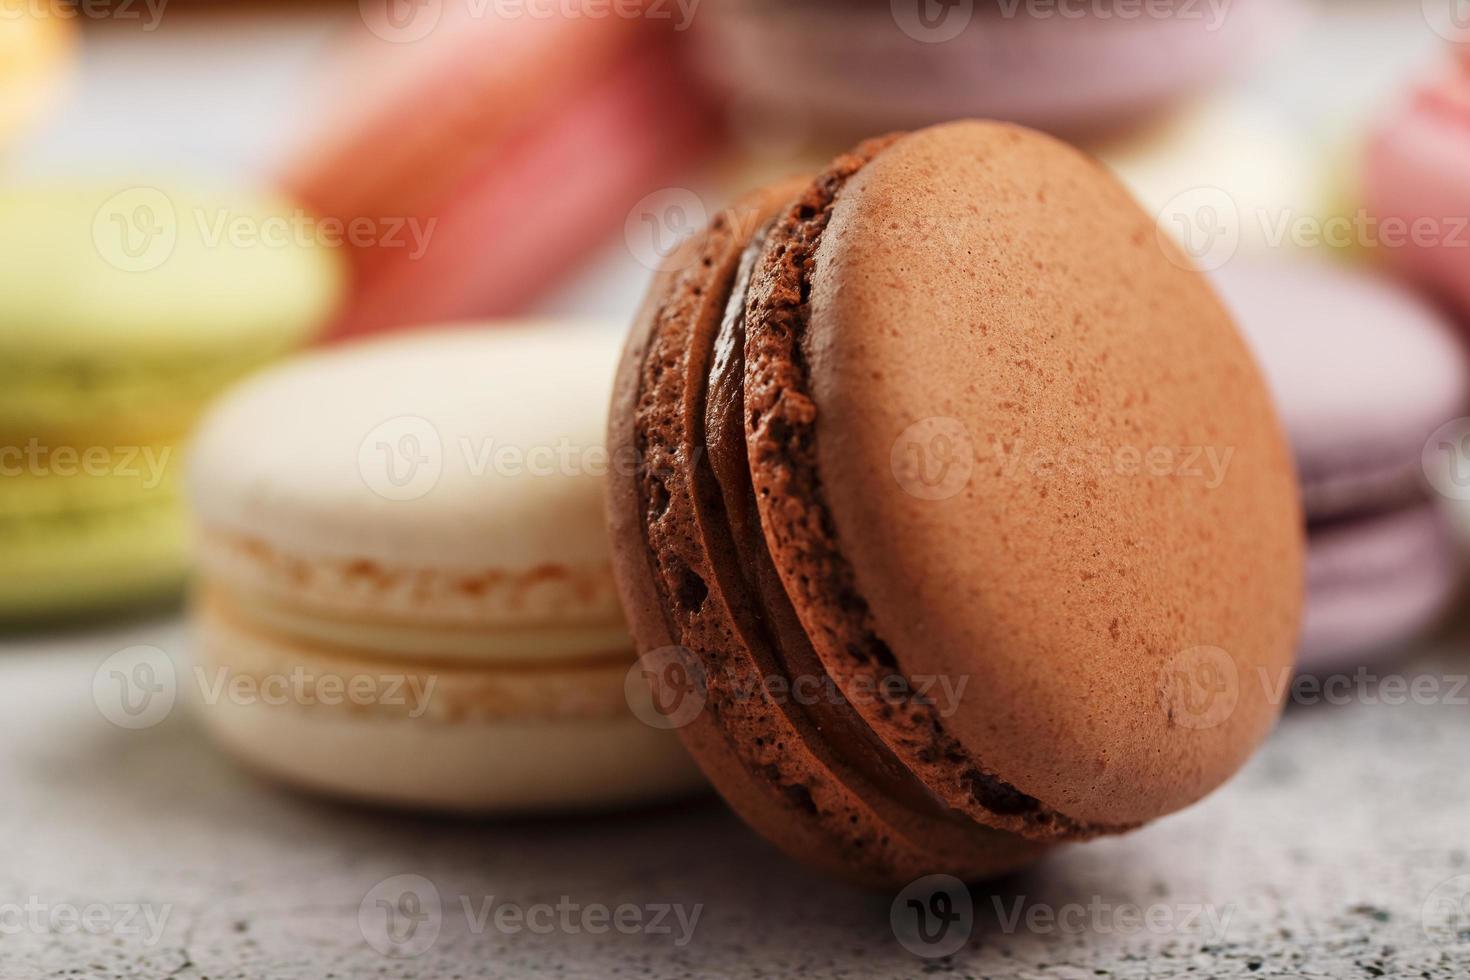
[189,325,629,661]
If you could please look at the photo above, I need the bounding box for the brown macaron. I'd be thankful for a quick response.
[607,121,1303,887]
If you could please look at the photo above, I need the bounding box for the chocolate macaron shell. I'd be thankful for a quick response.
[609,181,1047,885]
[744,122,1304,830]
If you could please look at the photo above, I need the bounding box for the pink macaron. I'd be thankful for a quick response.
[1364,56,1470,324]
[1213,259,1469,672]
[280,4,709,342]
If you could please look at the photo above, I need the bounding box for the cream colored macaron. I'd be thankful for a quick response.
[187,324,703,812]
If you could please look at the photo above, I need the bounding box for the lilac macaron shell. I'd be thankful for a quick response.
[1300,503,1459,672]
[1211,260,1470,520]
[694,0,1292,140]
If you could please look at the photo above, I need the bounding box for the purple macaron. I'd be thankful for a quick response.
[692,0,1295,142]
[1212,259,1469,672]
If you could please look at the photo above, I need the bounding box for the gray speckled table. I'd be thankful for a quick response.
[3,612,1469,979]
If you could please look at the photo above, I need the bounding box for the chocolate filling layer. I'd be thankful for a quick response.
[699,225,955,816]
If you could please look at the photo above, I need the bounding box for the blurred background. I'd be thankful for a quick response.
[5,0,1470,976]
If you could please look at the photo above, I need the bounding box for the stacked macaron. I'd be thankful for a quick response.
[692,0,1291,142]
[1213,260,1469,672]
[281,1,708,341]
[187,325,702,811]
[1365,54,1470,323]
[0,184,344,621]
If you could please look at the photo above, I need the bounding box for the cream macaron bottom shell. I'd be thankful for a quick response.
[194,588,703,812]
